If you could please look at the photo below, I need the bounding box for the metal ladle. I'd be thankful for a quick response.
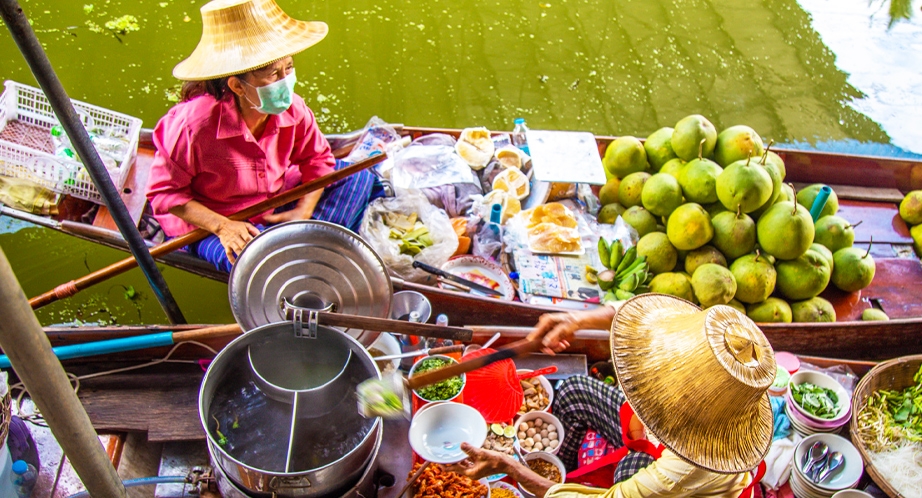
[802,441,829,477]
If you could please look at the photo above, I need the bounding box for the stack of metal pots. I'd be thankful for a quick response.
[199,221,394,497]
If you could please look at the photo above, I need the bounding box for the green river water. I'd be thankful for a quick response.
[1,0,921,326]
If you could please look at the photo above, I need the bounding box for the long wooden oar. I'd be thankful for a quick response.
[28,153,388,309]
[0,312,473,367]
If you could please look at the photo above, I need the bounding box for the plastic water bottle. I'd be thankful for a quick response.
[427,314,454,348]
[10,460,36,498]
[50,125,76,159]
[512,118,531,156]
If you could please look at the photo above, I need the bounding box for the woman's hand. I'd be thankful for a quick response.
[262,190,324,225]
[527,305,620,355]
[443,443,510,481]
[215,219,260,263]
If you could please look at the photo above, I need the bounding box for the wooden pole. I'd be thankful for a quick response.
[0,246,127,497]
[0,0,187,324]
[28,152,387,309]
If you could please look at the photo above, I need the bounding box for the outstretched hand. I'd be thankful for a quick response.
[443,443,509,481]
[527,313,579,355]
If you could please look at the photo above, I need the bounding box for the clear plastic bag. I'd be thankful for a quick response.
[359,191,459,282]
[391,134,479,190]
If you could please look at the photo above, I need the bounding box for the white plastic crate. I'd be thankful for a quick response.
[0,80,142,203]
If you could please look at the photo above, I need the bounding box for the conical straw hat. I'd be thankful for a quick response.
[611,294,775,474]
[173,0,328,81]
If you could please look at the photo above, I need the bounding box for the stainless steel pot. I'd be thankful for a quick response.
[200,322,382,497]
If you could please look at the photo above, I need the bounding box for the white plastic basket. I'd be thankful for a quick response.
[0,80,142,203]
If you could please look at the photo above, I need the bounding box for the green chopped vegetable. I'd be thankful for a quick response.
[791,382,841,419]
[856,364,922,451]
[412,357,463,401]
[383,212,433,256]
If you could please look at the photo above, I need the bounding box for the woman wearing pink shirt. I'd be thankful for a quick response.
[147,0,380,271]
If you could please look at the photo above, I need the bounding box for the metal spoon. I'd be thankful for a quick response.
[802,441,829,476]
[815,451,845,483]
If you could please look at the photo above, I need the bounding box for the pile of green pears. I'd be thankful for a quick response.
[595,114,878,323]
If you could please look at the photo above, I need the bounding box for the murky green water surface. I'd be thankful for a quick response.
[1,0,920,325]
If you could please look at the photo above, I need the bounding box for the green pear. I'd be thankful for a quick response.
[637,232,678,274]
[913,223,922,257]
[775,250,832,300]
[660,158,687,180]
[685,245,727,275]
[861,309,889,321]
[756,201,815,260]
[691,263,737,308]
[649,272,696,303]
[747,298,793,323]
[622,206,658,238]
[791,297,836,322]
[666,203,714,251]
[679,158,723,205]
[603,136,648,179]
[618,172,652,208]
[731,251,777,304]
[597,203,626,224]
[814,215,857,253]
[598,177,621,206]
[672,115,717,161]
[809,243,834,270]
[641,173,684,217]
[726,299,747,314]
[711,211,756,260]
[644,127,678,171]
[796,184,839,218]
[899,190,922,225]
[716,156,773,214]
[714,125,764,167]
[831,244,876,292]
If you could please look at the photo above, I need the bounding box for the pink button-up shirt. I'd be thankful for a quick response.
[146,92,335,237]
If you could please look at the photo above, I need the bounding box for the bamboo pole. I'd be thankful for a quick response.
[0,246,127,497]
[28,152,387,309]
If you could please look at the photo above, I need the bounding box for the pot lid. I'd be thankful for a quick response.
[229,221,392,344]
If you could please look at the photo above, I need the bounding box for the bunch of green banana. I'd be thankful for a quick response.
[596,238,651,303]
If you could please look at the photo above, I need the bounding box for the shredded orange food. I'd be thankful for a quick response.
[409,462,488,498]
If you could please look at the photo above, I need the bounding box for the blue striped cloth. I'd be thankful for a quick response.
[191,159,384,273]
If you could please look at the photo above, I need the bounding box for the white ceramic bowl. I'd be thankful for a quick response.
[785,401,845,437]
[793,434,863,492]
[514,411,565,455]
[788,370,851,425]
[831,490,874,498]
[409,401,487,464]
[491,481,524,498]
[410,354,466,402]
[517,369,554,414]
[518,451,566,498]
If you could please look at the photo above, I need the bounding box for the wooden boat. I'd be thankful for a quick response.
[4,126,922,361]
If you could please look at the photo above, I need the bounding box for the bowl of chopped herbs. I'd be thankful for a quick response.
[410,355,466,402]
[788,370,851,425]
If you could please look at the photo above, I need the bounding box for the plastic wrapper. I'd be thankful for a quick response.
[360,191,459,282]
[421,183,481,218]
[0,175,59,215]
[391,134,479,190]
[472,221,503,262]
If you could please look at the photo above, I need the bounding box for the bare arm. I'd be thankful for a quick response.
[444,444,557,498]
[262,189,324,224]
[527,304,620,354]
[169,200,259,263]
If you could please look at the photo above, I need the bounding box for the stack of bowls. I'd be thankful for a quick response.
[786,371,851,436]
[790,434,863,498]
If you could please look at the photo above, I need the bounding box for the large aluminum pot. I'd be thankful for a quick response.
[200,322,382,497]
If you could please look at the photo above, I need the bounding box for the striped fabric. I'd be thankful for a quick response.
[190,158,384,272]
[554,376,653,481]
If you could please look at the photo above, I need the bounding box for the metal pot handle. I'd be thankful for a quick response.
[280,296,335,339]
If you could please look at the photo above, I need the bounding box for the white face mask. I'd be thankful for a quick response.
[241,69,297,115]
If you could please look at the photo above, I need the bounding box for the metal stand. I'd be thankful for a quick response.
[0,0,187,324]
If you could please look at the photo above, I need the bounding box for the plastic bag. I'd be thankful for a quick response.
[391,134,478,190]
[359,191,459,282]
[472,221,503,262]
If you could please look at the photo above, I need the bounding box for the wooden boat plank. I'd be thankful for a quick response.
[792,183,905,204]
[92,145,153,229]
[779,150,922,191]
[838,199,913,244]
[76,365,205,442]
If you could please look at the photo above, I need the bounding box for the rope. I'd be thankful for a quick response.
[10,340,218,426]
[52,281,79,300]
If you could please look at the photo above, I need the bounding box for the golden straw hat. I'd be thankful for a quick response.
[173,0,328,81]
[611,294,776,474]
